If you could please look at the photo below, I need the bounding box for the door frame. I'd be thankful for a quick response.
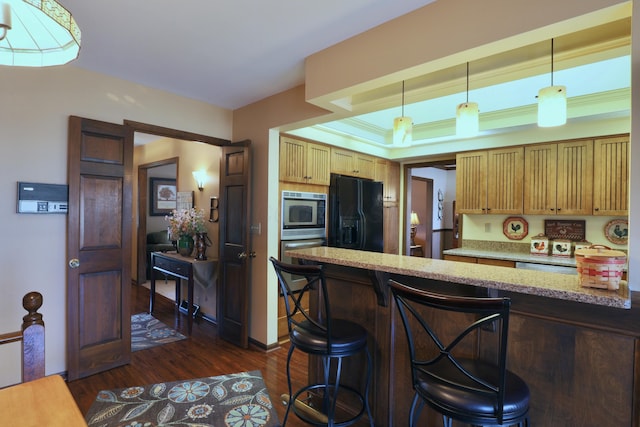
[403,157,456,255]
[136,157,179,284]
[124,120,231,286]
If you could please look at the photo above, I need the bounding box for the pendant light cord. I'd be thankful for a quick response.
[466,62,469,103]
[551,38,554,86]
[401,81,405,116]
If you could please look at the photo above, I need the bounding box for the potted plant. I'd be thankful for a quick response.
[165,208,207,257]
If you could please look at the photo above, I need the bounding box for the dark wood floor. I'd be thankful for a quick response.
[67,284,318,426]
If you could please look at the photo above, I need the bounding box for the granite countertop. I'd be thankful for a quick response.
[442,247,578,267]
[286,247,630,309]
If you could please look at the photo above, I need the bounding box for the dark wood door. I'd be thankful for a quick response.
[217,143,251,348]
[66,116,133,381]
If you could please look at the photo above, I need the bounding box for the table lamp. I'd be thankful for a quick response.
[410,211,420,246]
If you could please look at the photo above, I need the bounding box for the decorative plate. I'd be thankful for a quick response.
[503,217,528,240]
[604,219,628,245]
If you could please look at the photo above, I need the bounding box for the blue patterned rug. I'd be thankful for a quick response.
[131,313,187,352]
[85,370,281,426]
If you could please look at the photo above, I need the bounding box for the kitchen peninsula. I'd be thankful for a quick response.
[286,247,640,427]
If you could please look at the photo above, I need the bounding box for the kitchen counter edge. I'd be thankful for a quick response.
[286,247,630,309]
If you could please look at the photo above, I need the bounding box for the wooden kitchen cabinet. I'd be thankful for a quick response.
[593,135,629,216]
[279,136,330,185]
[524,139,593,215]
[456,151,487,214]
[456,147,523,214]
[374,158,400,205]
[443,254,516,268]
[331,147,375,179]
[383,205,399,254]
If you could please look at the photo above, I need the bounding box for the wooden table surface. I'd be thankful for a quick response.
[0,375,86,426]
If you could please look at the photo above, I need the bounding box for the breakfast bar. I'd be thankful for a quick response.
[286,247,640,427]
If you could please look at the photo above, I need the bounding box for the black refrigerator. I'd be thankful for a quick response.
[328,174,384,252]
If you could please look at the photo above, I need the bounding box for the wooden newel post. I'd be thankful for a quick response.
[22,291,45,382]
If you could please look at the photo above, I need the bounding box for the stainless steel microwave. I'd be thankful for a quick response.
[281,191,326,240]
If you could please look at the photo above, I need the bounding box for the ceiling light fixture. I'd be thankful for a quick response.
[393,81,412,146]
[456,62,479,138]
[537,38,566,127]
[0,0,81,67]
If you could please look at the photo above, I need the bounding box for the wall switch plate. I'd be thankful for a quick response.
[250,223,262,235]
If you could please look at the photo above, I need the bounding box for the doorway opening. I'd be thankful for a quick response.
[126,121,231,318]
[404,158,456,259]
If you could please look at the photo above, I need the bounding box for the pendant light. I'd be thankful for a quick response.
[537,38,566,127]
[393,81,412,146]
[456,62,479,138]
[0,0,81,67]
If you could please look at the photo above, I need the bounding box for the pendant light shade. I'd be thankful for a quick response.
[393,81,412,146]
[537,39,566,127]
[537,86,566,127]
[456,63,479,138]
[0,0,81,67]
[456,102,479,138]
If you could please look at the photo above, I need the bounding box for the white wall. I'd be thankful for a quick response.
[0,66,231,386]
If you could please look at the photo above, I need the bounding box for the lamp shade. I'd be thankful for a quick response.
[393,116,412,146]
[537,85,567,127]
[410,211,420,226]
[456,102,479,137]
[0,0,81,67]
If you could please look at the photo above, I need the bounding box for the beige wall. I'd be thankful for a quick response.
[0,67,231,386]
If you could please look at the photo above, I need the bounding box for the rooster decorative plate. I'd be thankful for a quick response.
[604,219,628,245]
[503,217,528,240]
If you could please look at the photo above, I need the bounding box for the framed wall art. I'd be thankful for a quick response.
[604,219,628,245]
[150,178,177,216]
[503,216,528,240]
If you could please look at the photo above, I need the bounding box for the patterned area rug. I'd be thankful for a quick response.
[131,313,187,352]
[85,370,281,426]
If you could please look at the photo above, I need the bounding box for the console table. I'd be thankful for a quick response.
[150,251,217,335]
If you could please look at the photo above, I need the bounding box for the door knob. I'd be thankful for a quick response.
[249,251,256,258]
[237,252,247,259]
[69,259,80,268]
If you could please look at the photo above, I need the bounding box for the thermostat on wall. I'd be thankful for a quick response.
[17,182,68,214]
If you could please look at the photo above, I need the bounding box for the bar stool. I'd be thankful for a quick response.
[388,279,530,427]
[269,257,373,427]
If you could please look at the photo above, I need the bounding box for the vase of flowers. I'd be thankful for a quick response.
[166,208,207,257]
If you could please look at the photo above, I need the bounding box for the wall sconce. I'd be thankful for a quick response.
[410,211,420,246]
[192,170,207,191]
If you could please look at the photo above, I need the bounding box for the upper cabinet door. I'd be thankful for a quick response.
[305,142,330,185]
[593,136,629,216]
[556,139,593,215]
[279,136,307,183]
[524,143,557,215]
[279,136,330,185]
[487,147,524,214]
[456,151,488,214]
